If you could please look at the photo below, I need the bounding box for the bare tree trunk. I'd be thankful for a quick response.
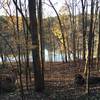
[86,0,94,94]
[15,0,24,99]
[99,10,100,62]
[83,0,88,75]
[28,0,44,92]
[72,0,76,63]
[96,10,100,70]
[81,0,86,62]
[77,37,80,60]
[91,0,98,67]
[53,38,56,62]
[38,0,45,89]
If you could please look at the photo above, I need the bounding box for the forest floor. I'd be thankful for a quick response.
[0,61,100,100]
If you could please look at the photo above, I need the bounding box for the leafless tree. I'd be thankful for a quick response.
[28,0,44,92]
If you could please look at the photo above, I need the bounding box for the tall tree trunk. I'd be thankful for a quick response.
[72,0,76,63]
[99,10,100,63]
[83,0,88,75]
[28,0,44,92]
[14,0,24,99]
[38,0,45,89]
[81,0,86,62]
[86,0,94,94]
[96,10,100,70]
[91,0,98,67]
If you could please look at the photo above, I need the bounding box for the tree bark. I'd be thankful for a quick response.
[86,0,94,94]
[81,0,86,62]
[38,0,45,89]
[28,0,44,92]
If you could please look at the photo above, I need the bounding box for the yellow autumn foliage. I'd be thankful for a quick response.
[52,26,63,43]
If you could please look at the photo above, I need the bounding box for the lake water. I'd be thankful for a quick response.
[0,49,77,63]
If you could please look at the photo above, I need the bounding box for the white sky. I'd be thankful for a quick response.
[0,0,99,17]
[0,0,64,17]
[43,0,64,17]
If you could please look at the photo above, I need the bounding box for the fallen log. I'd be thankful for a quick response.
[74,74,100,86]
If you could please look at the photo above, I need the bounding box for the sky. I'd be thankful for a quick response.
[43,0,64,17]
[0,0,100,17]
[0,0,64,17]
